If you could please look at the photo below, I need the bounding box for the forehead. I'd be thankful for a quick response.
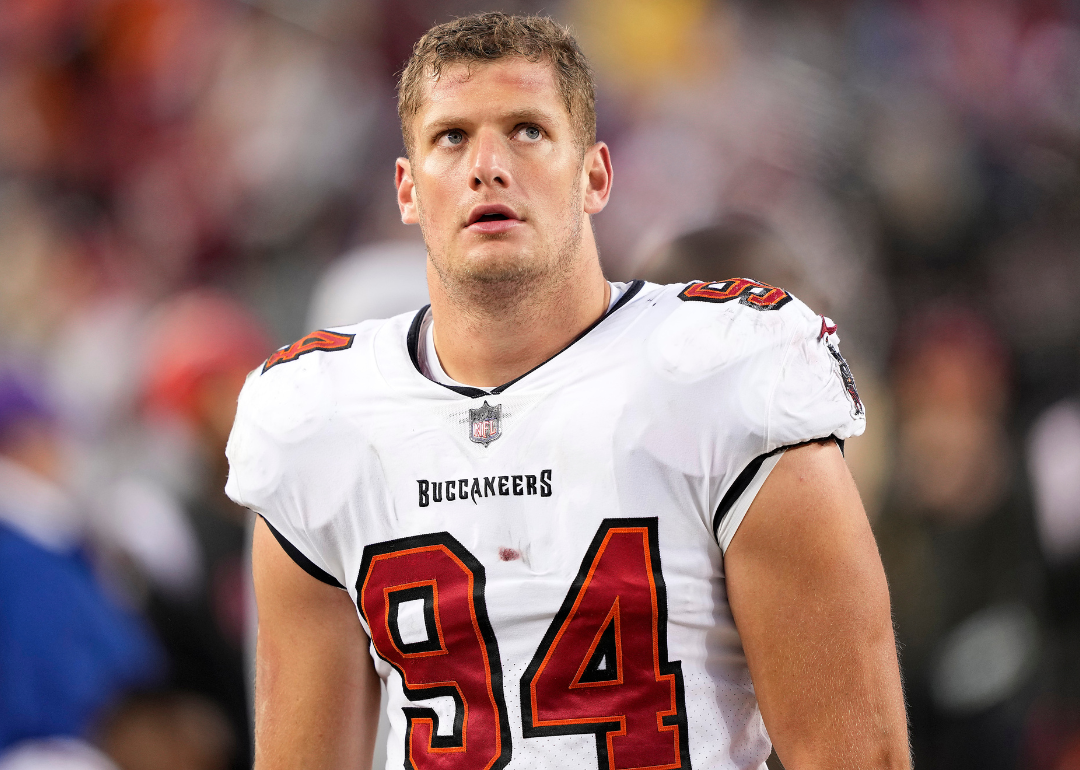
[415,58,567,127]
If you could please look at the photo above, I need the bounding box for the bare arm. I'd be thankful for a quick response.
[251,516,382,770]
[725,441,909,769]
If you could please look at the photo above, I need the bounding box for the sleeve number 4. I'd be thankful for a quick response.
[357,519,691,770]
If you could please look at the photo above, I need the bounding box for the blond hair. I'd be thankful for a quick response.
[397,12,596,154]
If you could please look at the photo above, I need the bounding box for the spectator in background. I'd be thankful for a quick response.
[136,290,272,770]
[0,369,161,761]
[634,214,826,310]
[1026,396,1080,766]
[97,691,235,770]
[874,306,1042,770]
[0,738,120,770]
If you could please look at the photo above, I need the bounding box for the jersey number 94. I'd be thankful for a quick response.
[356,518,692,770]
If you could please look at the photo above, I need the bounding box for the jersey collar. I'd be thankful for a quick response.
[405,280,645,398]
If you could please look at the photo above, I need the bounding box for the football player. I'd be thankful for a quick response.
[227,13,910,770]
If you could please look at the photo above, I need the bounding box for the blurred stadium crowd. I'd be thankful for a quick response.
[1,0,1079,768]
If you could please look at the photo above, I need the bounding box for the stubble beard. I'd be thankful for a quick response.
[420,193,584,323]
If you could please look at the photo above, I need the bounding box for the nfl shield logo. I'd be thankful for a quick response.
[469,401,502,447]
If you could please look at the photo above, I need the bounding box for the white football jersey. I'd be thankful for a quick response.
[226,279,865,770]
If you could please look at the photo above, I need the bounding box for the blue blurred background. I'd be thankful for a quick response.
[1,0,1079,768]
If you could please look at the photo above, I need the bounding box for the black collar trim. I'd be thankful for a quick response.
[405,280,645,398]
[406,306,488,398]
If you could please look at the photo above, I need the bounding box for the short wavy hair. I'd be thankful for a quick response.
[397,12,596,154]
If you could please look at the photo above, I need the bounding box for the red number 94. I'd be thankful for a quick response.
[357,519,691,770]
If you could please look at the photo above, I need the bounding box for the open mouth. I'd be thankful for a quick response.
[467,204,519,227]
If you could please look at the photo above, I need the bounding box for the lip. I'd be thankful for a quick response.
[465,204,522,235]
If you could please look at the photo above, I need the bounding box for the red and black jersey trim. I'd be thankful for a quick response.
[712,436,844,541]
[406,281,645,398]
[260,515,345,589]
[262,330,355,373]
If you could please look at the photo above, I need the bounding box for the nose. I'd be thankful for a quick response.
[469,129,510,191]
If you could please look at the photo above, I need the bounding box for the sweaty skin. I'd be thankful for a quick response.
[250,56,910,770]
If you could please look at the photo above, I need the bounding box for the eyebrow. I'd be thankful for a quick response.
[421,107,562,138]
[501,107,561,125]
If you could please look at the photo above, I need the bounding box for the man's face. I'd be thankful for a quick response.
[396,58,606,299]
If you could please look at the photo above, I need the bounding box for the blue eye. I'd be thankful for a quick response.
[445,130,463,145]
[522,126,541,140]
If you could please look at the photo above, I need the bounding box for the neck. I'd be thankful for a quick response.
[427,249,610,388]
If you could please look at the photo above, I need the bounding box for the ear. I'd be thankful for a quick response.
[395,158,419,224]
[582,142,613,215]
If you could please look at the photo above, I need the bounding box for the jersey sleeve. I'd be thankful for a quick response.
[711,297,866,551]
[764,312,865,449]
[225,366,347,589]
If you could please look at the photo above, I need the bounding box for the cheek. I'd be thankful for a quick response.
[539,167,585,217]
[415,165,464,214]
[412,182,447,232]
[418,151,467,190]
[519,161,577,205]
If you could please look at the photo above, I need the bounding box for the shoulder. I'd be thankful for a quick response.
[636,278,865,448]
[235,317,390,424]
[636,278,827,379]
[224,316,394,509]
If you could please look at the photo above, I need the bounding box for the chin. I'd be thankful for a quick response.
[455,246,545,285]
[466,258,539,285]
